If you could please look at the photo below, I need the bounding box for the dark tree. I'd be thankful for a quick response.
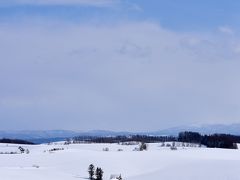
[0,138,34,145]
[95,167,104,180]
[88,164,95,180]
[139,142,148,151]
[18,146,25,153]
[118,174,122,180]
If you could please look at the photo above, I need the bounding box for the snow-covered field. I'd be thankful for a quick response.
[0,142,240,180]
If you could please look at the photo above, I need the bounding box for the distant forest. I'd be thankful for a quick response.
[1,131,239,149]
[0,138,34,145]
[73,135,176,144]
[178,132,239,149]
[73,131,240,149]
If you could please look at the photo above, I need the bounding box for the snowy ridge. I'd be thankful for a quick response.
[0,142,239,180]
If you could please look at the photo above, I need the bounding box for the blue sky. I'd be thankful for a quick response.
[1,0,240,30]
[0,0,240,131]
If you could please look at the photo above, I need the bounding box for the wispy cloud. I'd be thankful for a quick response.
[218,26,234,35]
[0,0,118,7]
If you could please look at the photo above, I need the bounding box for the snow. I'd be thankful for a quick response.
[0,142,240,180]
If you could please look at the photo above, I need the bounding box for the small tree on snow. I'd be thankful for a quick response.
[18,146,25,153]
[139,142,148,151]
[118,174,122,180]
[88,164,95,180]
[95,167,104,180]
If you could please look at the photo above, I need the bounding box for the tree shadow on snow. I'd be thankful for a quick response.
[73,175,89,179]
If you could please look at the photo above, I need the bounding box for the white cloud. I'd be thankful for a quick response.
[0,21,240,131]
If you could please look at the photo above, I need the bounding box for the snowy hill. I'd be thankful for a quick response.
[0,142,239,180]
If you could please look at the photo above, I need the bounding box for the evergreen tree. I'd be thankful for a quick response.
[88,164,95,180]
[139,142,147,151]
[95,167,103,180]
[118,174,122,180]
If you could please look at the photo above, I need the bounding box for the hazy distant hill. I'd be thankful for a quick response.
[1,124,240,143]
[0,130,78,140]
[150,124,240,136]
[0,130,133,143]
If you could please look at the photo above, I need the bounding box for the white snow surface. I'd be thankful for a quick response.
[0,142,240,180]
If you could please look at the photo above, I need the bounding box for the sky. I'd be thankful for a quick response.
[1,0,240,131]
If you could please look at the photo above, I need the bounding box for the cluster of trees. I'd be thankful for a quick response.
[88,164,104,180]
[178,132,202,143]
[178,131,239,149]
[18,146,30,154]
[88,165,123,180]
[73,135,176,144]
[48,148,64,152]
[0,146,30,154]
[0,138,34,145]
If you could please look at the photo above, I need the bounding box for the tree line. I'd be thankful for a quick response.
[0,138,34,145]
[178,131,239,149]
[73,135,176,144]
[73,132,240,149]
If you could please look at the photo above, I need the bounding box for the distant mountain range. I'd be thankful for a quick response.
[1,123,240,143]
[0,130,133,143]
[149,123,240,136]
